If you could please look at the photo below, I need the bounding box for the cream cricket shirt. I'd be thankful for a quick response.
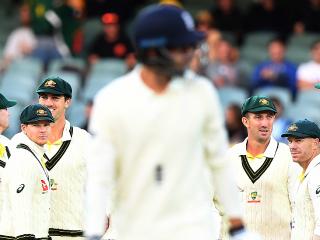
[291,154,320,240]
[86,67,242,240]
[228,137,300,240]
[12,121,90,239]
[0,135,13,222]
[0,133,50,239]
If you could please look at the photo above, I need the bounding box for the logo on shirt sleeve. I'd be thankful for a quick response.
[17,184,25,193]
[316,186,320,195]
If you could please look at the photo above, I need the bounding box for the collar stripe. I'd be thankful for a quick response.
[45,127,73,171]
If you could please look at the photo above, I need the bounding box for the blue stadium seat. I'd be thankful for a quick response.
[217,86,248,110]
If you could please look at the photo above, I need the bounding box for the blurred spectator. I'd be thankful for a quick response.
[244,0,290,36]
[225,103,247,146]
[54,0,85,56]
[202,39,246,88]
[189,29,221,73]
[27,0,69,69]
[297,40,320,90]
[195,10,214,34]
[252,38,297,99]
[87,12,136,69]
[293,0,320,34]
[1,3,36,71]
[270,96,292,143]
[209,0,243,45]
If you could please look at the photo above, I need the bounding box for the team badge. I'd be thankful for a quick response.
[36,109,48,116]
[50,179,58,190]
[259,98,269,105]
[44,80,56,88]
[288,123,298,132]
[247,190,261,203]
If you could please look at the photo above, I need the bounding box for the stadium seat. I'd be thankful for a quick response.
[0,71,38,105]
[6,57,43,79]
[240,45,269,65]
[287,33,320,48]
[48,57,86,73]
[243,31,277,48]
[217,86,248,110]
[90,58,127,76]
[285,46,310,65]
[253,86,292,110]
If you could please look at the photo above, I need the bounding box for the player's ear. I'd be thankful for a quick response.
[242,116,248,127]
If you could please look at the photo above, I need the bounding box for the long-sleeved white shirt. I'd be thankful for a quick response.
[291,154,320,240]
[0,134,13,222]
[85,67,242,240]
[228,137,300,240]
[12,121,91,240]
[0,133,50,239]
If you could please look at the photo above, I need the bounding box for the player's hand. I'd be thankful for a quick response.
[230,228,262,240]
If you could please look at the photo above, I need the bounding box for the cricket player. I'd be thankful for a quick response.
[227,96,300,239]
[85,5,260,240]
[12,77,91,240]
[282,119,320,240]
[0,103,54,239]
[0,93,16,221]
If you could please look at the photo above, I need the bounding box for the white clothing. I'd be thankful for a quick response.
[3,27,36,59]
[0,135,13,221]
[291,154,320,240]
[12,121,90,240]
[0,133,50,238]
[297,61,320,84]
[228,137,300,240]
[85,67,242,240]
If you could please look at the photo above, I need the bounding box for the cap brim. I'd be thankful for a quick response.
[248,106,277,113]
[281,132,313,138]
[25,117,54,124]
[315,83,320,89]
[6,100,17,108]
[36,89,65,96]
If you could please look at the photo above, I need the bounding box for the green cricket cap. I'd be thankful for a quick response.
[20,104,54,124]
[36,77,72,98]
[0,93,16,109]
[241,95,277,116]
[281,119,320,138]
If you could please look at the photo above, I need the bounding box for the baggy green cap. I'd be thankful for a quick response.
[241,95,277,116]
[36,77,72,98]
[0,93,16,109]
[281,119,320,138]
[20,104,55,124]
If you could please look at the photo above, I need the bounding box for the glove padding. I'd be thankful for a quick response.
[230,229,262,240]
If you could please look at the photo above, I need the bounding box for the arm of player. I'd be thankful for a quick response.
[202,81,243,219]
[85,91,116,238]
[9,156,36,238]
[85,135,115,237]
[308,172,320,239]
[287,161,301,210]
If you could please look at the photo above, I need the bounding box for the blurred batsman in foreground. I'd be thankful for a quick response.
[85,4,261,240]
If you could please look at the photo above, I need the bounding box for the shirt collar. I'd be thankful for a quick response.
[304,153,320,177]
[238,137,278,158]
